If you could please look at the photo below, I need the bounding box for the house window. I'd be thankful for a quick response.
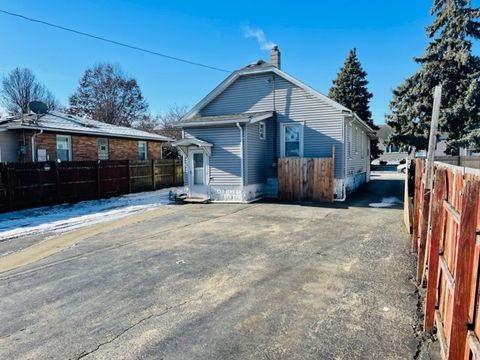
[138,141,147,160]
[98,138,109,160]
[259,121,266,140]
[282,123,303,157]
[56,135,72,161]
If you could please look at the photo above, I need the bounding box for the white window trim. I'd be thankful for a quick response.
[56,134,72,161]
[280,122,304,158]
[138,140,147,160]
[259,121,266,140]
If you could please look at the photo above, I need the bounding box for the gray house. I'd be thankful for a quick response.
[174,47,375,202]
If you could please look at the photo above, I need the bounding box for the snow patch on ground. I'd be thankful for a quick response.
[0,188,176,242]
[369,197,403,208]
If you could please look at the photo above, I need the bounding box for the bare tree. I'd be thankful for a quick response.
[1,67,60,114]
[68,64,149,127]
[134,114,160,132]
[154,104,188,158]
[155,103,188,139]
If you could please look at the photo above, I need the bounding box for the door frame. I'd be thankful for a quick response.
[187,148,209,198]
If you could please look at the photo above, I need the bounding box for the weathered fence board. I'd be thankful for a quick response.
[278,155,334,203]
[410,159,480,360]
[0,159,183,212]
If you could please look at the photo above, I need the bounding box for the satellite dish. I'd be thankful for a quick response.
[29,101,48,115]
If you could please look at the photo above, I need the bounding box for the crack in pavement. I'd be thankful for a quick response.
[74,293,205,360]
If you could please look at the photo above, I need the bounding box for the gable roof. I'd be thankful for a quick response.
[180,61,375,135]
[0,111,172,141]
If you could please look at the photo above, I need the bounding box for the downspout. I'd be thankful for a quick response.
[334,117,347,202]
[31,129,43,162]
[236,122,244,200]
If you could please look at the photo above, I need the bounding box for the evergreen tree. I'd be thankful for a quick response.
[387,0,480,154]
[329,48,381,158]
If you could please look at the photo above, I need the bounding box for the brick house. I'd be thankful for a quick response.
[0,111,171,162]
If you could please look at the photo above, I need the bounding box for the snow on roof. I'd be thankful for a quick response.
[0,111,172,141]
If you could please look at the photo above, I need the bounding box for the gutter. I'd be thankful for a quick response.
[334,117,347,202]
[236,122,244,198]
[31,129,43,162]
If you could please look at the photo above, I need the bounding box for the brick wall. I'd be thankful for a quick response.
[109,138,138,160]
[18,132,57,162]
[109,138,162,160]
[148,141,162,159]
[72,135,98,160]
[18,131,164,162]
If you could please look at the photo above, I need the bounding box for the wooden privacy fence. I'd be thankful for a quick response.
[0,159,183,212]
[411,159,480,359]
[278,152,335,203]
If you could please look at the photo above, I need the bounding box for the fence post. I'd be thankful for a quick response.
[4,165,13,210]
[173,159,177,187]
[446,181,480,359]
[54,161,61,201]
[96,161,101,198]
[126,160,131,194]
[151,159,156,190]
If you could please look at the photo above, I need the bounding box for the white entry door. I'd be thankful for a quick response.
[188,149,209,198]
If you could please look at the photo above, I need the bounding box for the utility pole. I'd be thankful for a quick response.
[424,85,442,190]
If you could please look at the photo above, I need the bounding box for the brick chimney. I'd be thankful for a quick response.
[270,46,281,69]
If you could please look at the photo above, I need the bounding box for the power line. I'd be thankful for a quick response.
[0,9,231,73]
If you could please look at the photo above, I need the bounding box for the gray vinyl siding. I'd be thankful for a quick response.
[184,126,241,186]
[346,121,369,177]
[201,73,345,179]
[0,131,18,162]
[245,121,269,185]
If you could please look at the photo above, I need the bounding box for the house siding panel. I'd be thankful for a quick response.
[184,126,241,186]
[201,73,345,179]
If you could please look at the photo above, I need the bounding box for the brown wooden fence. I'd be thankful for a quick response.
[277,155,334,203]
[0,159,183,212]
[411,159,480,359]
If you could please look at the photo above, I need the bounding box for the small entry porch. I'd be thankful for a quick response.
[173,137,213,201]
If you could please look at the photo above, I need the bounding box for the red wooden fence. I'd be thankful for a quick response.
[412,159,480,359]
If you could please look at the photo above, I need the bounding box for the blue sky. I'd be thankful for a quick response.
[0,1,452,124]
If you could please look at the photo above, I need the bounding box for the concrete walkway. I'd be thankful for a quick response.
[0,172,418,360]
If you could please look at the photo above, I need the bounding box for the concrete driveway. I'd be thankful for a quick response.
[0,172,418,360]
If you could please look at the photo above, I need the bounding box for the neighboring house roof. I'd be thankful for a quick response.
[175,111,274,127]
[0,111,172,141]
[178,60,375,135]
